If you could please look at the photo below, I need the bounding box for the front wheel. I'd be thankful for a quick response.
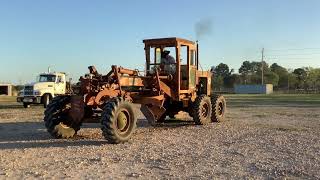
[44,96,81,138]
[101,97,137,144]
[192,95,212,125]
[23,103,30,108]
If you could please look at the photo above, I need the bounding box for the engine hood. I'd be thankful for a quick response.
[25,82,55,90]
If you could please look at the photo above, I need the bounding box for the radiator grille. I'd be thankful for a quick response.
[24,86,33,95]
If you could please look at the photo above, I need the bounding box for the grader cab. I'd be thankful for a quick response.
[44,37,226,144]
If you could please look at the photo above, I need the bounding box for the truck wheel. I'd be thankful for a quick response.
[101,97,137,144]
[23,103,30,108]
[43,94,51,108]
[44,96,81,138]
[168,112,176,119]
[211,94,226,122]
[192,95,212,125]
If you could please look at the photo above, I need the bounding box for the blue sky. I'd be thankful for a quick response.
[0,0,320,84]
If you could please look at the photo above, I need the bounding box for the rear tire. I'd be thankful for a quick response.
[23,103,30,108]
[192,95,212,125]
[101,97,137,144]
[44,96,81,138]
[211,94,226,122]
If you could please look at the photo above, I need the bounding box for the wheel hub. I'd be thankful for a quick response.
[201,103,209,118]
[54,122,75,138]
[218,102,224,116]
[117,111,129,131]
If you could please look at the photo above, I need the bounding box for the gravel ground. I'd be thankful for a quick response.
[0,98,319,179]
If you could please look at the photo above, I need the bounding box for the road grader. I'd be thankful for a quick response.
[44,37,226,144]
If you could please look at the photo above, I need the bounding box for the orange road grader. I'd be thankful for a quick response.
[44,37,226,144]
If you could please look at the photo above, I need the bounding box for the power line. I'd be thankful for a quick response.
[266,48,320,52]
[266,57,319,60]
[266,53,320,56]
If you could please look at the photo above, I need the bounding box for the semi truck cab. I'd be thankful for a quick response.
[17,72,68,108]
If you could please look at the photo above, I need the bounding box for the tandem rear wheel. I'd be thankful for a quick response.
[192,94,226,125]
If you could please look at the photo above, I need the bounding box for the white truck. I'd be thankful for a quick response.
[17,72,71,108]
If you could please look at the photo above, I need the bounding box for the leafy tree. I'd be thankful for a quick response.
[212,61,320,92]
[254,61,270,74]
[264,72,279,86]
[212,75,224,90]
[214,63,233,77]
[239,61,253,75]
[224,74,241,88]
[306,68,320,90]
[270,63,288,88]
[293,68,307,88]
[239,61,270,84]
[293,68,307,81]
[270,63,287,74]
[211,63,234,89]
[288,73,298,89]
[239,61,254,84]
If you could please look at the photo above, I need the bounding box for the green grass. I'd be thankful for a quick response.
[225,94,320,106]
[1,94,320,106]
[0,96,17,102]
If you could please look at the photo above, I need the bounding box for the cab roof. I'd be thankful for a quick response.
[39,72,66,76]
[143,37,195,47]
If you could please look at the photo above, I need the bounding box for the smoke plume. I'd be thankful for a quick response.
[194,18,213,40]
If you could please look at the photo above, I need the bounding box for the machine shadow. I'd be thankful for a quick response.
[0,118,194,150]
[0,121,106,150]
[137,118,195,128]
[0,139,106,150]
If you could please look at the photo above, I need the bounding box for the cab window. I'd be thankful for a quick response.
[190,50,196,66]
[56,76,64,83]
[38,75,56,82]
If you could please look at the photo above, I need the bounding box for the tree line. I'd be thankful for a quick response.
[211,61,320,92]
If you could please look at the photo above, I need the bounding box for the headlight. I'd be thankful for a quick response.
[34,91,41,95]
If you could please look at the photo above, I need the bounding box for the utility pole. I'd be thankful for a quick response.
[261,48,264,85]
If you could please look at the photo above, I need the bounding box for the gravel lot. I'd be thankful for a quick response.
[0,95,319,179]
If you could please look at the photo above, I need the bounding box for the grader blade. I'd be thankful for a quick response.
[140,105,166,125]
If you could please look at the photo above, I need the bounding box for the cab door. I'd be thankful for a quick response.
[55,75,66,95]
[180,45,189,90]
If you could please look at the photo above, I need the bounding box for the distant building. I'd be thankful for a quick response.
[234,84,273,94]
[0,83,13,96]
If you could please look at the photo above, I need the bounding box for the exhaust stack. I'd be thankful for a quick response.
[196,41,199,69]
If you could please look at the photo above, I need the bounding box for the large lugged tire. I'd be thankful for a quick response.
[211,94,226,122]
[192,95,212,125]
[44,96,81,138]
[101,97,137,144]
[23,103,30,108]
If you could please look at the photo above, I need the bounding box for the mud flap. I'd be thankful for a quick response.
[140,105,166,125]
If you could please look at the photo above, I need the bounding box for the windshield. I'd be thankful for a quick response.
[38,75,56,82]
